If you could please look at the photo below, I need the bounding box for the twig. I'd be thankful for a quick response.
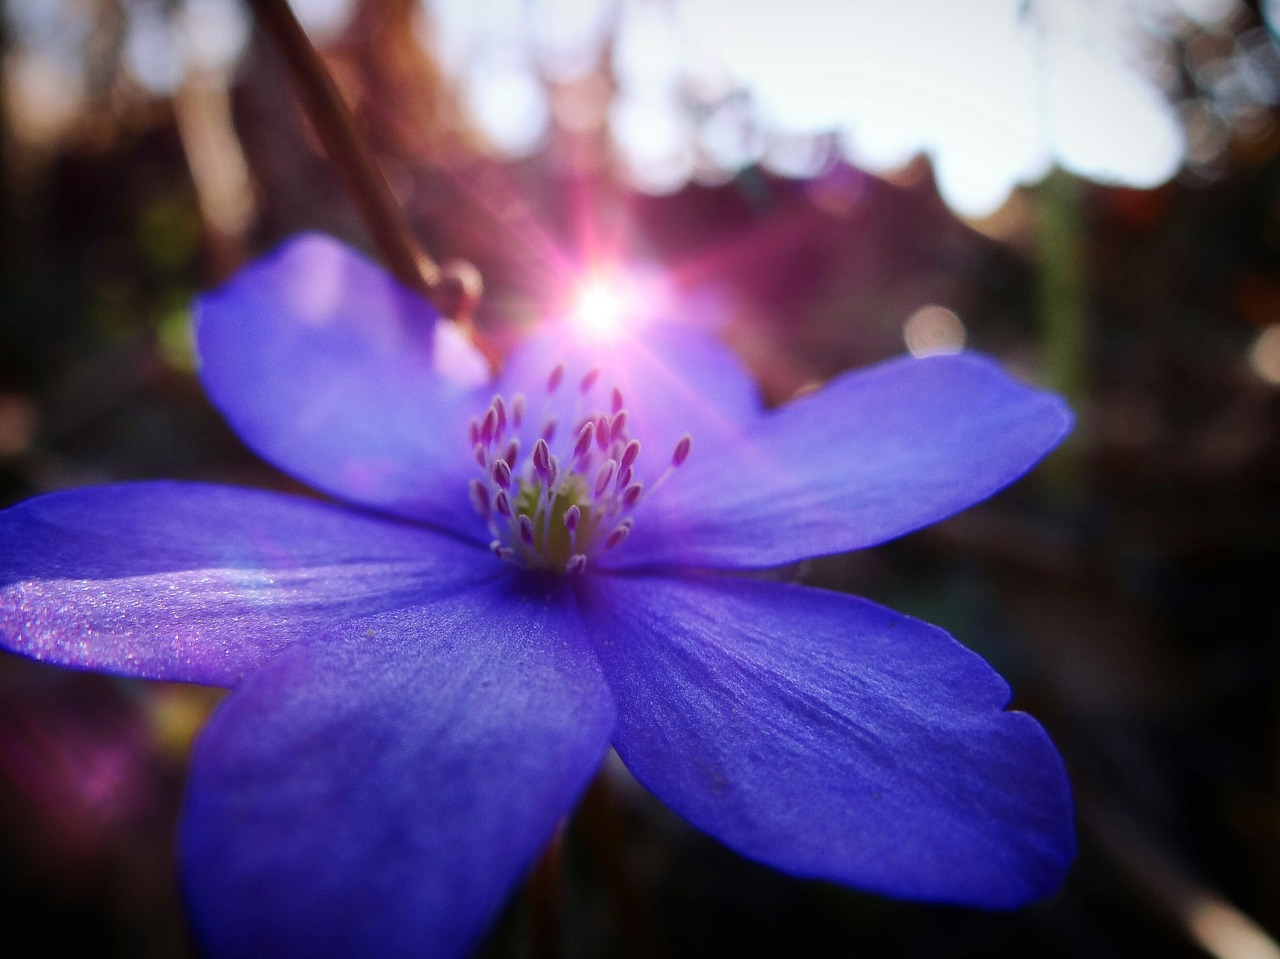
[528,823,565,959]
[578,773,661,959]
[246,0,481,322]
[1083,794,1280,959]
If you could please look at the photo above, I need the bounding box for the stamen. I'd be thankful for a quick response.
[492,395,507,435]
[491,459,512,489]
[621,482,643,508]
[470,480,490,518]
[532,438,552,476]
[609,411,628,443]
[672,434,692,467]
[594,460,617,498]
[647,434,692,499]
[620,439,640,472]
[467,366,691,574]
[573,421,595,459]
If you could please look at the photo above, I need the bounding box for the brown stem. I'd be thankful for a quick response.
[528,823,565,959]
[248,0,484,321]
[578,774,660,959]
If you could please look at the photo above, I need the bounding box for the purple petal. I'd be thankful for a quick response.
[579,572,1075,907]
[182,577,613,959]
[0,482,498,685]
[196,234,492,536]
[613,353,1072,569]
[498,323,760,463]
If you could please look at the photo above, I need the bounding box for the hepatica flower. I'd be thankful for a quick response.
[0,235,1074,956]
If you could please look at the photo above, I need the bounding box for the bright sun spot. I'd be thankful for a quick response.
[570,274,632,338]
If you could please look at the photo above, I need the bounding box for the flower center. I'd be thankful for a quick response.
[467,364,691,574]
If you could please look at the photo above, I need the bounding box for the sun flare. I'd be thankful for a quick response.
[570,275,630,339]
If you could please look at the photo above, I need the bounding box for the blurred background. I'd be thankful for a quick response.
[3,0,1280,956]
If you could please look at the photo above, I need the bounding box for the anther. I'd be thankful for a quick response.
[491,459,512,489]
[492,396,507,434]
[594,460,617,497]
[620,439,641,472]
[480,408,496,445]
[547,364,565,394]
[604,525,631,549]
[473,443,487,468]
[595,415,611,452]
[511,394,525,428]
[532,438,551,475]
[494,490,511,517]
[566,554,588,574]
[580,368,601,393]
[564,504,580,532]
[470,480,490,518]
[541,419,557,443]
[610,387,624,415]
[503,440,519,468]
[610,411,628,444]
[672,434,692,467]
[518,514,535,545]
[621,482,643,508]
[573,421,595,459]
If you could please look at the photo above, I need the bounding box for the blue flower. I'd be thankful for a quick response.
[0,235,1075,957]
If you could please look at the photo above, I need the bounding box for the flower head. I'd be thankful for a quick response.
[0,234,1075,958]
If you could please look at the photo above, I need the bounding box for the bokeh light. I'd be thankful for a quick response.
[463,58,550,156]
[1248,323,1280,384]
[903,305,967,357]
[416,0,1231,216]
